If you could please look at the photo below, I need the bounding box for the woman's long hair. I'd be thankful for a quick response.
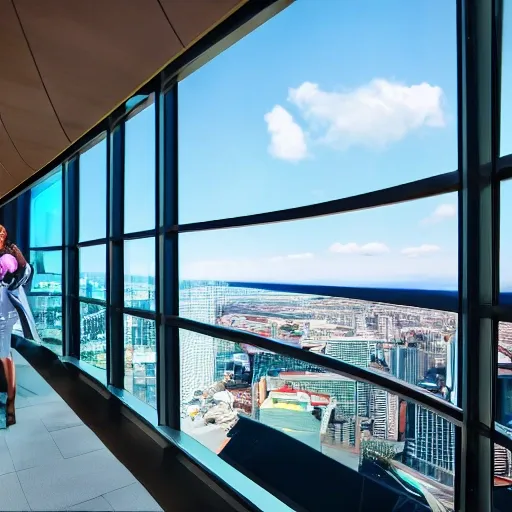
[0,225,27,269]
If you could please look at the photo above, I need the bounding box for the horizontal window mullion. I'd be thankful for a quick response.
[497,153,512,179]
[122,306,158,321]
[172,171,459,234]
[169,315,463,426]
[29,245,63,252]
[26,291,62,297]
[222,281,458,312]
[77,238,107,248]
[112,229,157,242]
[77,296,107,307]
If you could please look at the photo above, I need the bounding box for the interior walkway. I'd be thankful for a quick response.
[0,351,163,511]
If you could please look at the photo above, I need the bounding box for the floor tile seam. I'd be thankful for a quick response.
[101,481,141,508]
[64,481,139,511]
[60,446,105,460]
[5,436,32,512]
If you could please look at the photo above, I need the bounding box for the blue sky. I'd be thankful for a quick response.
[27,0,512,290]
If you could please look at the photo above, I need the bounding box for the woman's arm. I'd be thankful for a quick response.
[7,243,27,269]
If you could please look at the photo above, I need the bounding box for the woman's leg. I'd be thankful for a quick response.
[5,355,15,425]
[0,358,9,429]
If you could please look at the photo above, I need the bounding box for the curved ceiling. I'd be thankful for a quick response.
[0,0,242,198]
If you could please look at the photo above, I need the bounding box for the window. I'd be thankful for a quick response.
[498,323,512,430]
[124,238,156,310]
[501,179,512,295]
[501,0,512,156]
[27,250,63,355]
[30,169,62,248]
[29,168,63,354]
[178,1,457,223]
[27,295,62,355]
[180,282,458,401]
[29,250,62,294]
[124,314,156,408]
[79,137,107,242]
[79,245,106,300]
[80,302,107,370]
[179,193,458,289]
[124,103,155,234]
[180,330,456,510]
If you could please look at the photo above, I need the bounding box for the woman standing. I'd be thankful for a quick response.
[0,225,30,428]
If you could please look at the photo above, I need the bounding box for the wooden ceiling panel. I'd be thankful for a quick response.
[15,0,183,141]
[160,0,243,47]
[0,0,247,200]
[0,165,17,197]
[0,0,69,173]
[0,118,33,183]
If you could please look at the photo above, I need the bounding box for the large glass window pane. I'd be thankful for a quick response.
[179,1,457,223]
[494,442,512,509]
[29,250,62,294]
[79,137,107,242]
[80,302,106,370]
[79,245,106,300]
[497,323,512,429]
[180,283,458,403]
[124,103,155,233]
[179,193,458,289]
[124,315,156,408]
[501,180,512,295]
[27,295,62,355]
[124,238,155,310]
[30,169,62,247]
[179,330,456,510]
[501,0,512,156]
[27,250,62,355]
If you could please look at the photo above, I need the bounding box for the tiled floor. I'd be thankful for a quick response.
[0,351,163,511]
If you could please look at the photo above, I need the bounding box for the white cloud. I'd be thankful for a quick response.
[421,203,457,225]
[288,79,445,149]
[264,105,307,162]
[329,242,390,256]
[287,252,314,260]
[401,244,441,258]
[270,253,314,262]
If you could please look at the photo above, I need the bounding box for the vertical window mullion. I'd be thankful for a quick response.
[158,84,180,428]
[109,123,125,389]
[458,0,497,510]
[63,157,79,358]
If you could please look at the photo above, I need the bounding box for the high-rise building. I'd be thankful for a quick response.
[405,405,456,486]
[179,282,224,404]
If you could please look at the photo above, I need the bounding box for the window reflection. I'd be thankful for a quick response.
[123,314,156,408]
[79,137,107,242]
[30,169,62,247]
[124,238,155,310]
[80,302,106,370]
[179,329,456,510]
[124,103,155,233]
[79,245,106,301]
